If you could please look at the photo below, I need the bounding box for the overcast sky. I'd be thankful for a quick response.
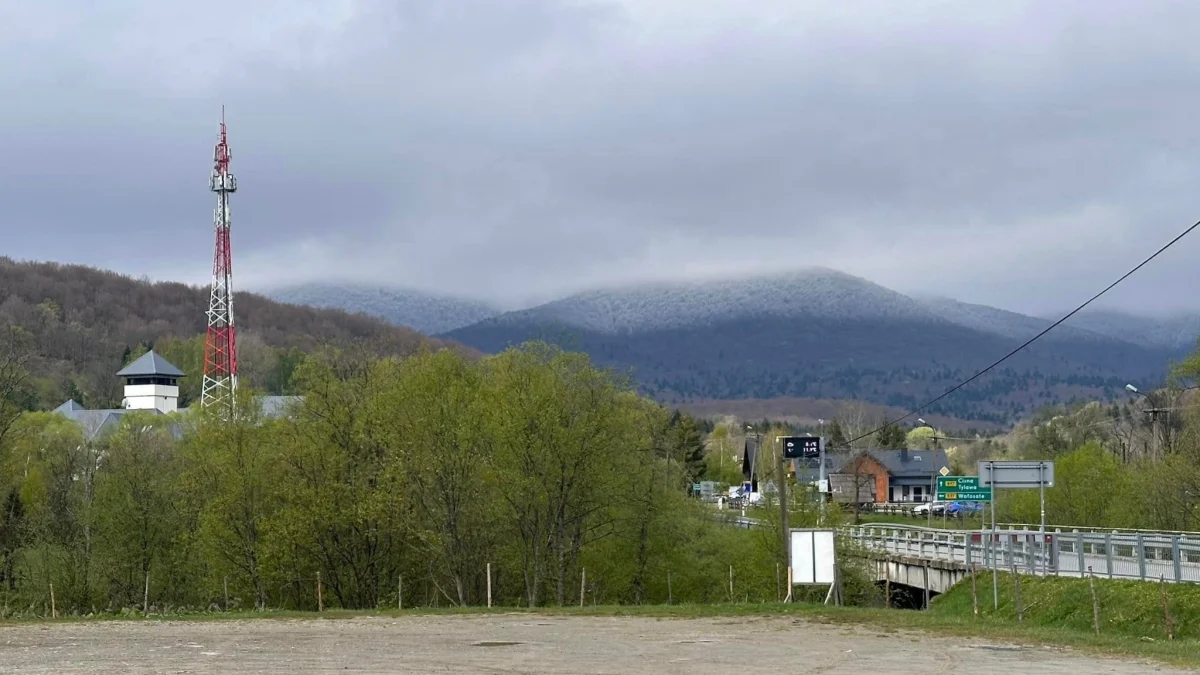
[4,0,1200,314]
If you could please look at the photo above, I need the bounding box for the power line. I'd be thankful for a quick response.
[833,216,1200,450]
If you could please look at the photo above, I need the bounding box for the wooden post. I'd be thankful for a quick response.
[728,565,734,602]
[971,564,979,617]
[487,563,493,608]
[775,562,781,603]
[667,571,673,605]
[317,571,324,612]
[1011,561,1023,623]
[785,566,793,603]
[1160,576,1175,640]
[223,576,229,612]
[580,568,586,607]
[144,568,151,615]
[398,574,403,610]
[1088,566,1100,635]
[49,583,56,619]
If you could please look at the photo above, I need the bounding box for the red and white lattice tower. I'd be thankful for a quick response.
[201,109,239,411]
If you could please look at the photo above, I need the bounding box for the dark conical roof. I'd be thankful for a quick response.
[116,350,185,378]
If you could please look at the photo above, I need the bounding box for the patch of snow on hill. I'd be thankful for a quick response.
[267,283,500,335]
[491,268,943,333]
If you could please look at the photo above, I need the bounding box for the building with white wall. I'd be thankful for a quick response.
[117,350,184,413]
[55,350,300,440]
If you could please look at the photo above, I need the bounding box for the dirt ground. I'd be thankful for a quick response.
[0,614,1192,674]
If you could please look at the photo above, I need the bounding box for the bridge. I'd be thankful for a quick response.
[843,523,1200,603]
[723,514,1200,601]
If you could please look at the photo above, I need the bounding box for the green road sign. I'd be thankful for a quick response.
[936,475,993,501]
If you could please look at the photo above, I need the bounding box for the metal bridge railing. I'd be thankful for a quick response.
[843,523,1200,583]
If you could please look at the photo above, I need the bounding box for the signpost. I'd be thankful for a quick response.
[935,476,993,502]
[782,436,827,523]
[782,436,822,459]
[978,460,1056,609]
[790,529,840,605]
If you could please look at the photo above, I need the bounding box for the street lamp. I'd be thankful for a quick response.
[1125,383,1166,460]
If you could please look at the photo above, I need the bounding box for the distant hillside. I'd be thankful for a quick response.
[1062,310,1200,351]
[487,267,940,333]
[0,258,469,410]
[677,397,1004,434]
[266,283,500,334]
[444,269,1186,424]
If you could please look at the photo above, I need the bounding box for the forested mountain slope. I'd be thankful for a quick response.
[0,258,468,409]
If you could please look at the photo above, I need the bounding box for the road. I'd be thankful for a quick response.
[0,614,1190,674]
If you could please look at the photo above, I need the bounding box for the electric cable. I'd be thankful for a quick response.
[831,217,1200,450]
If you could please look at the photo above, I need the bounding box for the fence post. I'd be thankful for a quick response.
[317,571,324,612]
[144,568,151,615]
[1137,534,1147,581]
[971,564,979,617]
[1172,536,1182,583]
[1105,533,1114,579]
[224,576,229,612]
[1160,576,1175,640]
[1076,530,1085,578]
[729,565,734,602]
[1011,559,1023,623]
[965,534,973,569]
[667,571,673,605]
[487,563,493,608]
[1088,566,1100,635]
[398,574,403,610]
[580,568,586,607]
[49,583,56,619]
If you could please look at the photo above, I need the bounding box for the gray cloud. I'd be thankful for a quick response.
[4,0,1200,315]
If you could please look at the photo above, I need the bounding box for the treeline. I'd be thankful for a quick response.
[0,343,807,615]
[992,389,1200,530]
[0,257,469,410]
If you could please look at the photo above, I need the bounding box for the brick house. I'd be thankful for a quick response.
[829,448,949,504]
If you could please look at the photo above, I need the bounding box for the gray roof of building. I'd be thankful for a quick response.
[260,395,302,418]
[831,449,949,477]
[55,407,163,440]
[54,399,86,413]
[116,351,185,378]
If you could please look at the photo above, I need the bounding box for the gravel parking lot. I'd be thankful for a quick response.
[0,614,1190,674]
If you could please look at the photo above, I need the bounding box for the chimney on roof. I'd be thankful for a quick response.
[901,447,909,463]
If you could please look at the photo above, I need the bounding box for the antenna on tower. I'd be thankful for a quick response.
[201,110,239,413]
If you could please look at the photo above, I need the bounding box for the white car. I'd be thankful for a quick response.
[912,501,948,516]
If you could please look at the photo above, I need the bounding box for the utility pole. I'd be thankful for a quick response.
[775,434,790,582]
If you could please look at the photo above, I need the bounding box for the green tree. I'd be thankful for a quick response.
[265,348,406,609]
[827,419,848,449]
[92,413,184,609]
[875,422,907,449]
[481,343,641,606]
[183,388,276,610]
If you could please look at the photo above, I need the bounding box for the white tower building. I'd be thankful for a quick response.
[117,351,185,413]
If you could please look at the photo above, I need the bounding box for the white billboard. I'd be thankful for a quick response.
[790,529,836,585]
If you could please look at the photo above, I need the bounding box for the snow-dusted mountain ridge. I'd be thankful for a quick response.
[267,283,500,335]
[487,267,947,334]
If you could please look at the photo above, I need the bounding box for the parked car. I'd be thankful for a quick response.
[948,501,984,517]
[912,500,949,517]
